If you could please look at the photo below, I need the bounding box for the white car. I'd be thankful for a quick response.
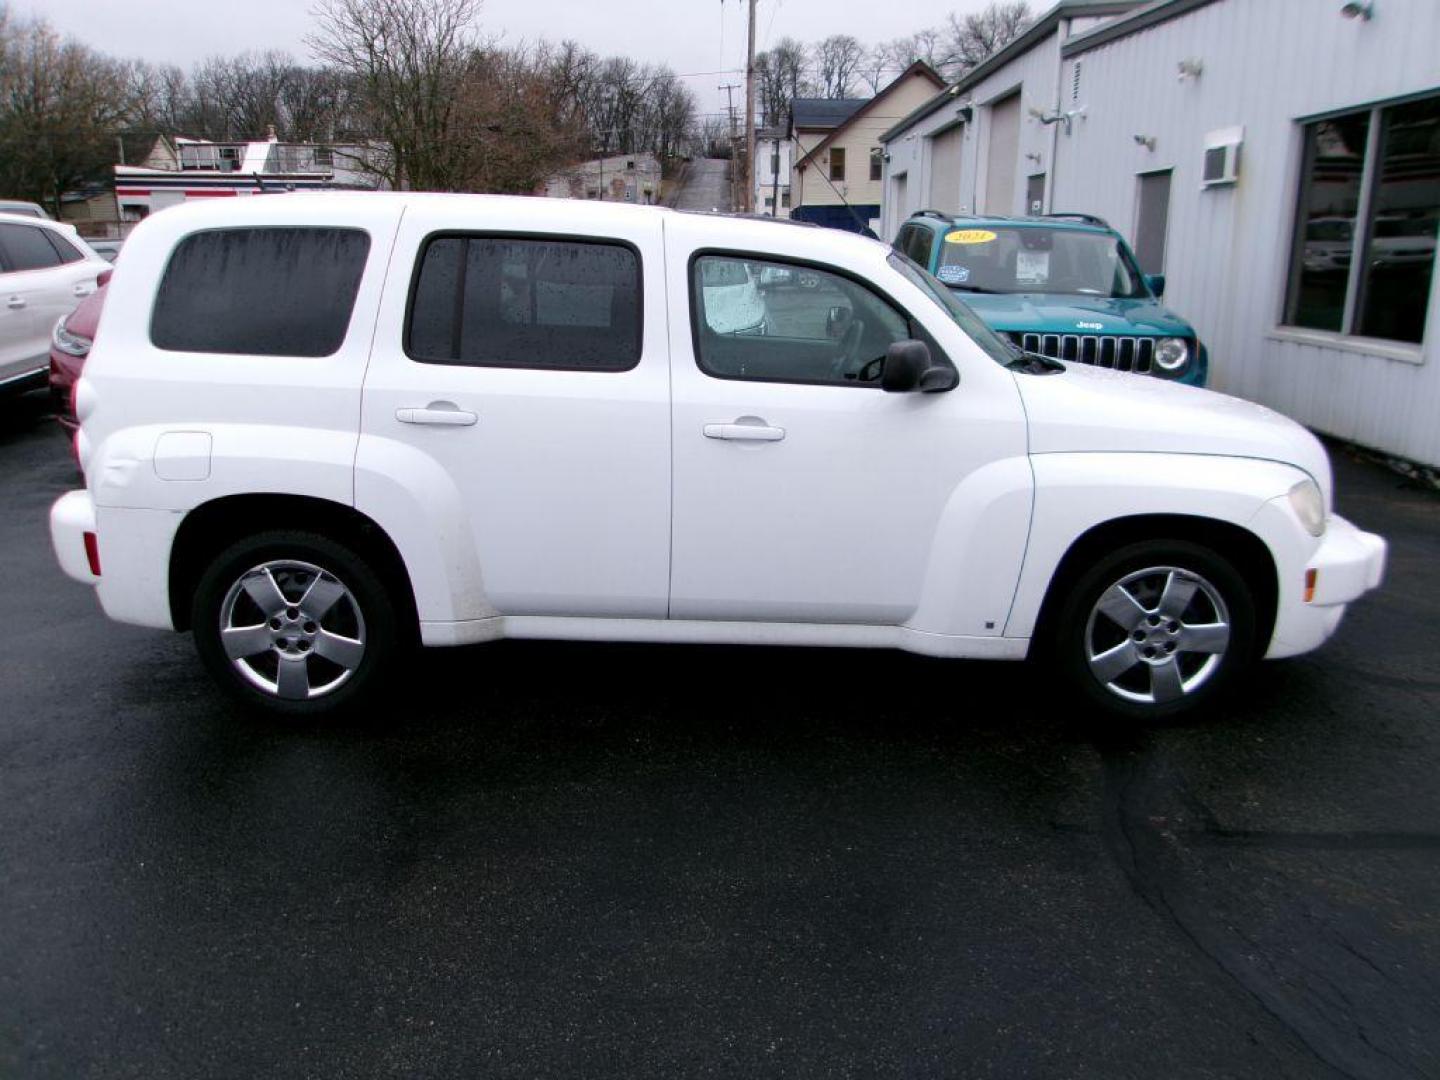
[698,257,767,335]
[50,194,1386,721]
[1,213,109,394]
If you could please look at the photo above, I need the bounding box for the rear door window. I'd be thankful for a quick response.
[43,231,86,265]
[150,227,371,356]
[0,223,64,272]
[407,235,642,371]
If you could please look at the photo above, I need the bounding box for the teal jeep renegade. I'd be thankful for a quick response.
[893,211,1207,386]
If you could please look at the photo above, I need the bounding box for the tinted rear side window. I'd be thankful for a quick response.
[407,235,641,371]
[151,227,370,356]
[0,223,64,271]
[44,231,85,264]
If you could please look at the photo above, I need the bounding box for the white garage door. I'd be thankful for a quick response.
[927,124,965,214]
[984,92,1021,216]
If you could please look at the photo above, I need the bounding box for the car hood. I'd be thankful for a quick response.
[956,291,1192,337]
[1016,362,1333,503]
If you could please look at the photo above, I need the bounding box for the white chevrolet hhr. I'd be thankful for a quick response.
[50,193,1386,721]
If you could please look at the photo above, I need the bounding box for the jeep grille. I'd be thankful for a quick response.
[1009,332,1155,374]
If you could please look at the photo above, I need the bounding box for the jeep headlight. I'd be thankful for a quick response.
[1288,479,1326,537]
[1152,337,1190,375]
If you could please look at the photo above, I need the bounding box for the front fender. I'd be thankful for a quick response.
[1005,453,1310,639]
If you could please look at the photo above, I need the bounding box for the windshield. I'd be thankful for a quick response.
[887,252,1015,367]
[934,225,1146,298]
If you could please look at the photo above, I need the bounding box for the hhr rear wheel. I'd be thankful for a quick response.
[192,531,399,717]
[1054,540,1257,720]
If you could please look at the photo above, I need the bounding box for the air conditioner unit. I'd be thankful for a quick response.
[1202,126,1242,187]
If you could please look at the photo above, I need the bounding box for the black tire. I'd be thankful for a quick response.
[1051,539,1257,721]
[191,530,401,718]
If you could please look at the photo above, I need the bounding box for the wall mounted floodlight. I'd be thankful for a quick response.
[1340,1,1373,19]
[1133,134,1157,151]
[1028,105,1085,135]
[1176,58,1204,80]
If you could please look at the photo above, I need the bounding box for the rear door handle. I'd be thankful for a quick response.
[703,421,785,442]
[6,297,24,309]
[396,403,477,426]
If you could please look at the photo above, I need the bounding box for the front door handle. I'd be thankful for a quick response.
[703,419,785,442]
[6,297,24,309]
[396,402,477,426]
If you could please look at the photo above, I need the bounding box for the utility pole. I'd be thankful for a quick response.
[719,82,740,212]
[743,0,757,214]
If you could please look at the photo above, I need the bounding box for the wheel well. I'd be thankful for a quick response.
[1029,514,1278,658]
[168,494,419,638]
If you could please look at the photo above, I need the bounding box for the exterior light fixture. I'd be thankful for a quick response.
[1340,1,1373,18]
[1176,58,1204,80]
[1133,134,1157,151]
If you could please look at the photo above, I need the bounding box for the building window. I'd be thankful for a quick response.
[781,191,791,208]
[1285,94,1439,345]
[770,152,780,175]
[870,147,883,182]
[764,196,775,209]
[829,147,845,182]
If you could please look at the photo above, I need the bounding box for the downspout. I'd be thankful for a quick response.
[1046,18,1068,214]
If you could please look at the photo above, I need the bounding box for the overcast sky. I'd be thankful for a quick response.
[21,0,982,119]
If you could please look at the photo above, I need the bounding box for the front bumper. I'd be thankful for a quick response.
[1267,512,1387,659]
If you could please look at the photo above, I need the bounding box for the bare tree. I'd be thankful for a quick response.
[0,14,135,212]
[755,37,808,128]
[811,34,865,99]
[307,0,484,191]
[941,2,1032,77]
[875,28,946,78]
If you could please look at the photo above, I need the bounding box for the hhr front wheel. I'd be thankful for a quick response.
[1054,540,1258,720]
[192,531,400,717]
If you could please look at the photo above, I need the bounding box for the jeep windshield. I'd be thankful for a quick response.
[934,225,1147,299]
[887,252,1016,367]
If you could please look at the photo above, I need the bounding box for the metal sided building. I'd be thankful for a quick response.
[881,0,1440,468]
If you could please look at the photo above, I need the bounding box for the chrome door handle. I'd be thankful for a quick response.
[73,283,93,296]
[6,297,24,309]
[396,403,477,426]
[703,420,785,442]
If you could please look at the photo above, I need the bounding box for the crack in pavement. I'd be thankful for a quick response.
[1093,733,1433,1080]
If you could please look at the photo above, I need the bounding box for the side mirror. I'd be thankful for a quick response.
[1144,273,1166,298]
[881,339,959,393]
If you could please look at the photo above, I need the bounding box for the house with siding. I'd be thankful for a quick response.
[881,0,1440,469]
[790,62,945,233]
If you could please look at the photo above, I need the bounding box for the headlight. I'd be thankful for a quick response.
[52,316,91,358]
[1152,337,1190,375]
[1288,479,1326,537]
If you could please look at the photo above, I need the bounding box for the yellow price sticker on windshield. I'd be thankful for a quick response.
[944,229,998,245]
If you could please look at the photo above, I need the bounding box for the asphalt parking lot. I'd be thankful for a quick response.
[2,388,1437,1080]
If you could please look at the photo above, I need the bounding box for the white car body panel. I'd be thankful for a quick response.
[47,193,1386,685]
[357,196,672,622]
[664,210,1031,630]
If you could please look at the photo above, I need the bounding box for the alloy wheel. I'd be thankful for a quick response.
[1084,565,1231,705]
[217,559,367,701]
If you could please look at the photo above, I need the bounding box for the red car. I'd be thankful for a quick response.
[49,281,107,431]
